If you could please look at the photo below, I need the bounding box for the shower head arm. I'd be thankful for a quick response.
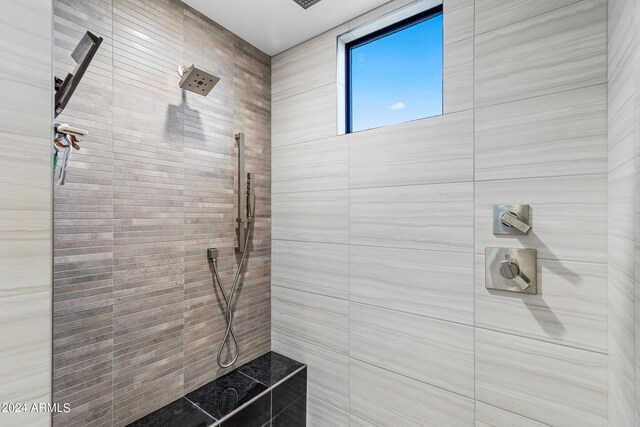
[177,65,191,77]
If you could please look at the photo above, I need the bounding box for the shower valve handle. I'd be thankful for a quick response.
[499,258,530,290]
[500,211,531,234]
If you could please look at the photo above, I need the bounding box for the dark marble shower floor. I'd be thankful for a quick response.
[126,352,307,427]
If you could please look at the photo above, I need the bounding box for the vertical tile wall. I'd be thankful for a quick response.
[271,0,610,425]
[52,1,271,425]
[608,0,640,425]
[0,1,53,427]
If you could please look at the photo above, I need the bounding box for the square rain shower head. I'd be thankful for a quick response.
[178,65,220,96]
[293,0,323,9]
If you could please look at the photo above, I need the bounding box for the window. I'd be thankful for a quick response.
[344,6,443,133]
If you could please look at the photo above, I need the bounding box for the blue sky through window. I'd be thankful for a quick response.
[349,13,443,133]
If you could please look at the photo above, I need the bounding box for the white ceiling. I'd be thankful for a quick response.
[182,0,392,56]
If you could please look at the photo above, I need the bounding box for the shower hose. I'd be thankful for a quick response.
[210,203,254,369]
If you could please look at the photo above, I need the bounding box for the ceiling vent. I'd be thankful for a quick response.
[293,0,322,9]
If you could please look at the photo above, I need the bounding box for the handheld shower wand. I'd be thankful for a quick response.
[208,132,255,368]
[235,132,252,254]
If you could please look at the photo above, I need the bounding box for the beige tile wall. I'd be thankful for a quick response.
[607,0,640,426]
[0,1,53,427]
[52,0,271,426]
[271,0,611,425]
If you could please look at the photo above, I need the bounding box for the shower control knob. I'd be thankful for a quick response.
[499,258,519,279]
[499,258,530,290]
[500,211,531,234]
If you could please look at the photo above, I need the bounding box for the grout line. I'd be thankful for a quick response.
[347,130,352,419]
[274,239,468,256]
[272,237,608,266]
[472,0,477,415]
[347,300,474,328]
[476,400,556,426]
[273,171,609,196]
[183,396,219,422]
[237,369,267,385]
[350,356,474,402]
[272,391,307,419]
[608,152,640,175]
[474,325,608,355]
[202,365,307,426]
[275,180,473,194]
[471,170,607,184]
[109,0,116,424]
[273,293,608,356]
[272,284,349,302]
[49,0,55,423]
[272,238,472,254]
[475,81,607,110]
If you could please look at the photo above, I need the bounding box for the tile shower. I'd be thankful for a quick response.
[52,0,271,425]
[270,0,637,426]
[2,0,640,426]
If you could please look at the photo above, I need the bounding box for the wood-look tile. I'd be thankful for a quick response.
[184,7,235,79]
[272,135,348,193]
[475,255,607,352]
[272,286,348,354]
[272,190,348,244]
[350,246,473,325]
[476,85,607,180]
[307,395,349,427]
[444,0,473,45]
[475,175,607,263]
[272,84,336,148]
[607,0,637,78]
[475,329,608,427]
[444,38,473,114]
[349,359,475,427]
[53,0,115,425]
[608,266,636,427]
[475,0,580,34]
[183,4,272,395]
[636,274,640,426]
[272,331,349,411]
[475,0,606,107]
[476,402,550,427]
[53,0,272,425]
[0,292,52,421]
[350,303,474,397]
[272,240,348,299]
[272,25,347,103]
[609,160,636,276]
[608,49,638,172]
[346,0,416,30]
[111,20,187,413]
[350,182,474,252]
[349,112,473,188]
